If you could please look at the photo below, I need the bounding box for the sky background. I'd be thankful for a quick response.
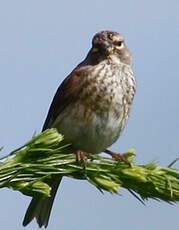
[0,0,179,229]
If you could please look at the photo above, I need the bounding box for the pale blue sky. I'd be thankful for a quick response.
[0,0,179,229]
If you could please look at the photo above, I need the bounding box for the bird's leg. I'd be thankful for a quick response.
[104,149,133,164]
[76,150,92,168]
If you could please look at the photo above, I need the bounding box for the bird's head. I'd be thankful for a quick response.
[89,31,132,66]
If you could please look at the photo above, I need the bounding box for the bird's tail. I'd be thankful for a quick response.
[23,177,62,228]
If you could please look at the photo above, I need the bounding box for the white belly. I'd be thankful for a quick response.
[52,103,124,154]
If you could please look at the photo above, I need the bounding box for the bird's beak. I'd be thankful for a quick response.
[99,41,113,55]
[91,41,113,55]
[104,43,113,55]
[101,41,110,50]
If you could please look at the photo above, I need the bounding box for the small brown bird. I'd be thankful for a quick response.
[23,31,136,227]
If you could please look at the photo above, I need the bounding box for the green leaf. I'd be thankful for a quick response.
[0,128,178,203]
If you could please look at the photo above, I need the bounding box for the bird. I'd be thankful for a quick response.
[23,30,136,228]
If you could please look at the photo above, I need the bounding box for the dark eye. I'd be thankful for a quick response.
[117,41,122,46]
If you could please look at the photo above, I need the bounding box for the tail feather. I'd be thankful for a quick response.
[23,177,62,228]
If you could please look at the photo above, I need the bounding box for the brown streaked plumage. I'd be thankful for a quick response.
[23,31,136,228]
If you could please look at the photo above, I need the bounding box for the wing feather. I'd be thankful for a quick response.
[42,71,83,130]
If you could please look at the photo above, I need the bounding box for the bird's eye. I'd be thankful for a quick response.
[117,41,123,46]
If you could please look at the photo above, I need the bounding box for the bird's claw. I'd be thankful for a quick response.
[76,150,92,168]
[104,149,133,164]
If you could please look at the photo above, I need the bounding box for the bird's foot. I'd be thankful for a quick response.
[104,149,133,164]
[76,150,92,168]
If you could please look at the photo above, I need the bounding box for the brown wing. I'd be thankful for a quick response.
[42,71,83,131]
